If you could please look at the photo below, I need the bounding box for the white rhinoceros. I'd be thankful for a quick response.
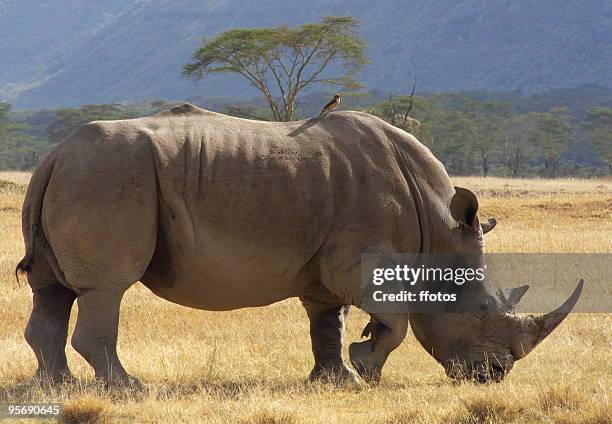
[17,104,582,386]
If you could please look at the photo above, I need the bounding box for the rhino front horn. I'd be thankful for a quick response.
[512,279,584,359]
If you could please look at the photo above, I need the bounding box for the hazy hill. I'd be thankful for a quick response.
[1,0,610,108]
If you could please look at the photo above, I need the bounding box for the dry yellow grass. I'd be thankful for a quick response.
[0,174,610,423]
[60,394,109,424]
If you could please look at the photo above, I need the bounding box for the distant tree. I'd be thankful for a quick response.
[526,108,574,178]
[0,103,9,120]
[464,101,512,177]
[183,16,368,121]
[386,80,418,128]
[583,107,612,173]
[504,114,533,177]
[0,103,26,144]
[0,102,40,169]
[370,81,425,138]
[366,92,609,177]
[47,104,136,143]
[374,93,472,173]
[442,110,474,174]
[417,95,510,176]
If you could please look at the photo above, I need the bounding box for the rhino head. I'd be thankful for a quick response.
[408,187,583,383]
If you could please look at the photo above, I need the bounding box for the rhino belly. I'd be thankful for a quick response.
[140,270,301,311]
[140,228,315,310]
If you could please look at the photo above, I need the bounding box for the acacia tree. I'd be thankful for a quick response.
[386,80,417,128]
[371,81,424,138]
[0,103,26,145]
[420,95,505,176]
[526,108,574,178]
[465,101,512,177]
[504,114,533,177]
[0,102,39,169]
[183,16,368,121]
[583,107,612,173]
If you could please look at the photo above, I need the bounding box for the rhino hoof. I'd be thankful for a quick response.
[308,364,361,387]
[349,341,382,384]
[99,375,145,392]
[34,369,75,386]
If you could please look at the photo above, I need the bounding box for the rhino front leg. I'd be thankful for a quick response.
[25,284,77,384]
[301,298,360,385]
[71,289,140,388]
[349,313,408,383]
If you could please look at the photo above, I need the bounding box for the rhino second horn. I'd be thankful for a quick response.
[502,284,530,312]
[512,279,584,359]
[481,218,497,234]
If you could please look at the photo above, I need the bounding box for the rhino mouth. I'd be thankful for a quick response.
[472,362,507,383]
[446,359,511,383]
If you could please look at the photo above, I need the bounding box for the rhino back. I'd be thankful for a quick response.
[134,106,435,309]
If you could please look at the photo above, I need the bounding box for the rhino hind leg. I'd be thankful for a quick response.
[300,298,360,385]
[71,288,141,388]
[35,139,157,388]
[25,284,77,384]
[349,313,408,383]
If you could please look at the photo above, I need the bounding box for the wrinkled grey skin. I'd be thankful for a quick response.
[17,105,582,387]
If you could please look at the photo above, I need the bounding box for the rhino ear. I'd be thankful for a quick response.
[450,187,479,228]
[502,285,530,312]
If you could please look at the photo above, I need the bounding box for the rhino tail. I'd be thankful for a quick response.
[15,155,68,289]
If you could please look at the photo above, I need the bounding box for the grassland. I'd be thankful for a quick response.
[0,172,610,423]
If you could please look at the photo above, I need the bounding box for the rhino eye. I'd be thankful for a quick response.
[474,302,490,319]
